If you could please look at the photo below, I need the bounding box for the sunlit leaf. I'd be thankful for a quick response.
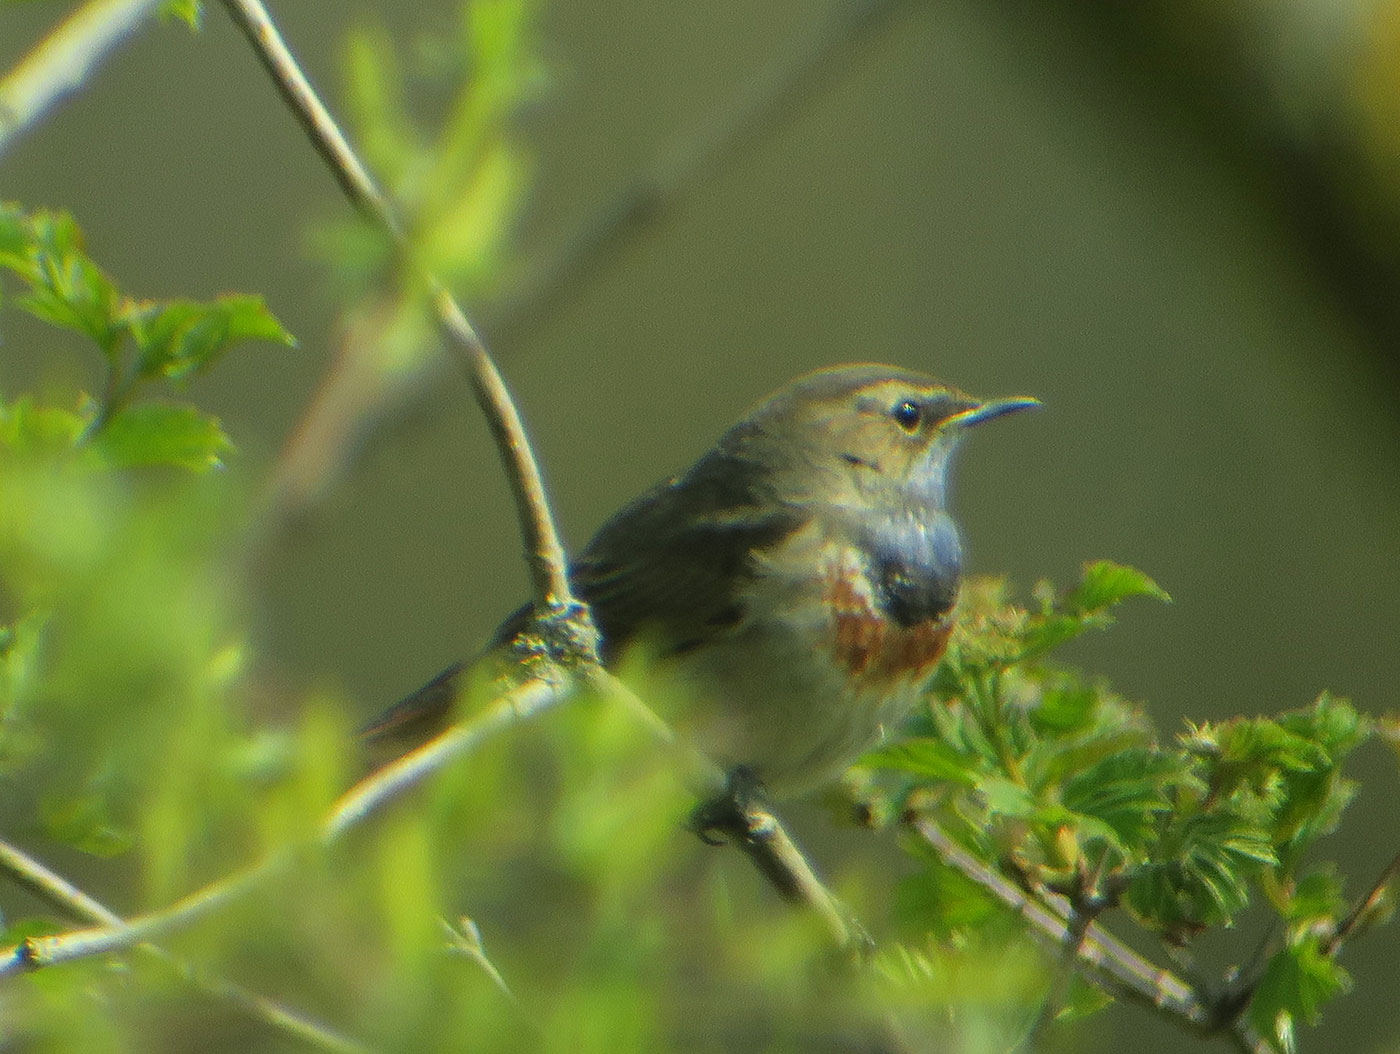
[90,402,233,471]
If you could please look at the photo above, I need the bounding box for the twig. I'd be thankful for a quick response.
[0,0,162,160]
[488,0,913,334]
[219,0,575,616]
[255,0,915,533]
[0,671,573,979]
[1323,846,1400,958]
[908,818,1271,1053]
[0,839,366,1054]
[1021,873,1099,1050]
[581,667,868,953]
[728,798,869,955]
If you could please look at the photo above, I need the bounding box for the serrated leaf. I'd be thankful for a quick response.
[89,402,233,471]
[1061,748,1181,847]
[1064,561,1170,615]
[128,295,294,380]
[1014,612,1095,662]
[861,738,979,786]
[1249,938,1351,1048]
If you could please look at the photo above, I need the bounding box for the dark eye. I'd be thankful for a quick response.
[891,400,922,432]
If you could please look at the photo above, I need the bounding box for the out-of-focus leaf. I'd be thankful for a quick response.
[1249,938,1352,1050]
[40,791,133,858]
[159,0,202,29]
[0,396,84,455]
[89,402,232,471]
[1064,561,1170,615]
[128,295,294,380]
[861,738,979,785]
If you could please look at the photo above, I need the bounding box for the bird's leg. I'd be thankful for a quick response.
[688,767,874,957]
[688,765,768,846]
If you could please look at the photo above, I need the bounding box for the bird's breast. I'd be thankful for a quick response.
[748,518,959,692]
[821,554,955,691]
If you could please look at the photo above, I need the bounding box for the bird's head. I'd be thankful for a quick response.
[722,363,1040,516]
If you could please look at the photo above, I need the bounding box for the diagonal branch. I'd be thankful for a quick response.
[0,839,366,1054]
[257,0,916,534]
[0,671,574,980]
[1323,845,1400,959]
[0,0,162,160]
[908,818,1271,1054]
[219,0,576,618]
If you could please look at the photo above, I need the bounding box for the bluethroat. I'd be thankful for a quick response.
[365,364,1039,795]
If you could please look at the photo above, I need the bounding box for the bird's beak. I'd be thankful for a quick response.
[946,395,1042,429]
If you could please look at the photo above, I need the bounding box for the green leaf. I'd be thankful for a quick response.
[88,402,233,471]
[1014,612,1096,663]
[127,295,294,380]
[979,777,1039,819]
[1064,561,1170,615]
[1249,938,1352,1049]
[159,0,202,29]
[0,396,85,454]
[1054,975,1114,1023]
[1029,682,1099,735]
[12,210,123,353]
[1061,748,1180,848]
[861,738,979,786]
[40,792,133,858]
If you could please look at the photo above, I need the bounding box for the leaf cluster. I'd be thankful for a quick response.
[858,562,1378,1050]
[0,201,292,468]
[0,201,295,884]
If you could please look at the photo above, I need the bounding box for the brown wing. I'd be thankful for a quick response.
[362,448,799,749]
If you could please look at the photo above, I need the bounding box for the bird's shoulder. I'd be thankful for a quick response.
[563,447,805,660]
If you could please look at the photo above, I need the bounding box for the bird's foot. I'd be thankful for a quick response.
[689,766,769,846]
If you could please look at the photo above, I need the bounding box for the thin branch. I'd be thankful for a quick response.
[1021,874,1099,1051]
[726,798,869,955]
[1,671,573,979]
[0,0,162,160]
[0,839,366,1054]
[219,0,575,615]
[908,818,1271,1054]
[255,0,915,534]
[1323,845,1400,958]
[488,0,914,334]
[582,666,868,953]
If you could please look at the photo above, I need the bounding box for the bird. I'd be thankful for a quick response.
[363,364,1038,797]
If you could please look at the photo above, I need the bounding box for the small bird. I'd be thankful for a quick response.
[364,364,1038,796]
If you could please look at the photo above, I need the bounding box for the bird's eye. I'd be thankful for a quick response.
[891,400,922,432]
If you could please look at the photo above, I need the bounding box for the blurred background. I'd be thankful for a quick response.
[2,0,1399,1050]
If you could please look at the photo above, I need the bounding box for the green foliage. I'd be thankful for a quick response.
[0,192,1390,1052]
[312,0,541,304]
[0,201,293,889]
[1,5,1393,1052]
[858,563,1380,1051]
[0,201,292,460]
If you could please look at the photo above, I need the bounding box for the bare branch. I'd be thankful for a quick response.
[257,0,916,532]
[0,0,162,160]
[0,670,573,980]
[908,818,1272,1054]
[219,0,575,615]
[1323,845,1400,959]
[0,839,366,1053]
